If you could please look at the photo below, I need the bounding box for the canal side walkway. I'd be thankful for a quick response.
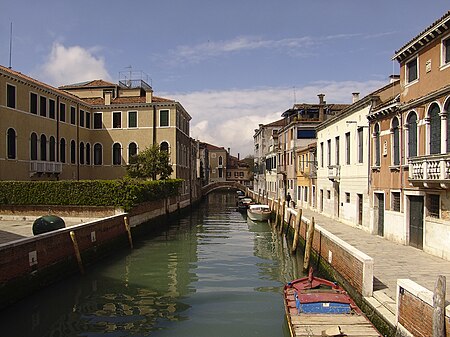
[297,206,450,324]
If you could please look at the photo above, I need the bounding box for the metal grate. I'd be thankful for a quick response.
[428,194,440,218]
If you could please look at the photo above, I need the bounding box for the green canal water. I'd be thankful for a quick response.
[1,191,306,336]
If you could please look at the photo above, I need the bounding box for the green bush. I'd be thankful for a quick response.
[0,179,183,211]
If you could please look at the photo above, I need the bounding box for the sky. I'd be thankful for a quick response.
[1,1,449,157]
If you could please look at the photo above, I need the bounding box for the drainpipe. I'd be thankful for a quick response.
[76,103,80,181]
[56,96,60,181]
[152,105,157,146]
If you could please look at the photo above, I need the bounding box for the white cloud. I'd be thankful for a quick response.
[166,80,386,157]
[33,42,112,86]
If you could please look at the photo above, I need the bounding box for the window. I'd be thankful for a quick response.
[7,128,16,159]
[320,142,324,167]
[429,103,441,155]
[30,93,38,114]
[442,35,450,66]
[40,96,47,117]
[297,129,316,139]
[49,136,56,162]
[6,84,16,109]
[128,111,137,128]
[94,113,103,129]
[86,112,91,129]
[86,143,91,165]
[160,141,169,152]
[406,57,418,84]
[391,192,400,212]
[94,143,103,165]
[160,109,169,127]
[49,99,56,119]
[70,106,76,125]
[327,139,331,166]
[407,112,417,158]
[30,133,38,160]
[219,156,223,166]
[60,138,66,163]
[392,117,400,165]
[128,142,137,163]
[447,101,450,153]
[60,103,66,122]
[79,142,85,165]
[239,172,244,177]
[428,194,440,218]
[113,112,121,128]
[345,192,350,203]
[40,134,47,161]
[327,190,331,199]
[304,186,308,202]
[70,140,76,164]
[79,110,85,127]
[345,132,350,165]
[357,127,363,163]
[374,124,380,166]
[112,143,122,165]
[335,136,340,165]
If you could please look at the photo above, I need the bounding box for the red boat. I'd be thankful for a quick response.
[283,268,381,337]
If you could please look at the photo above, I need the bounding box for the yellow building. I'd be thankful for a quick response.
[295,143,316,209]
[0,65,195,194]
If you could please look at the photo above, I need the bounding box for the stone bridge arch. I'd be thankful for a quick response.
[201,181,248,196]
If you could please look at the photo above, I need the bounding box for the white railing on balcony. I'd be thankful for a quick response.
[408,154,450,182]
[30,161,62,174]
[328,165,340,181]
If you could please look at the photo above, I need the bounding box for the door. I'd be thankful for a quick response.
[334,184,340,218]
[409,196,424,249]
[377,193,384,236]
[320,189,323,212]
[357,194,363,225]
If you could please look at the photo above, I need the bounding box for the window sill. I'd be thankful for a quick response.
[371,166,380,172]
[389,165,401,172]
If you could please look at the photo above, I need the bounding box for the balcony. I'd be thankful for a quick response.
[30,161,62,176]
[408,154,450,188]
[328,165,340,182]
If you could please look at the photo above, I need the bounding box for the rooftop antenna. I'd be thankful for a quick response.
[293,86,297,104]
[8,22,13,69]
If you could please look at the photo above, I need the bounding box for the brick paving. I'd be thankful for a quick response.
[299,207,450,301]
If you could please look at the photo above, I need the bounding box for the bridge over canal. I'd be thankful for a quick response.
[201,181,248,196]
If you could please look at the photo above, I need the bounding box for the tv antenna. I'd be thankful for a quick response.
[9,22,13,69]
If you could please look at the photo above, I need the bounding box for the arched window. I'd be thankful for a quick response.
[219,156,223,165]
[374,123,380,166]
[128,142,137,163]
[113,143,122,165]
[30,133,38,160]
[7,128,16,159]
[40,134,47,161]
[94,143,102,165]
[407,112,417,158]
[446,100,450,153]
[79,142,85,165]
[86,143,91,165]
[429,103,441,155]
[160,141,169,152]
[392,117,400,165]
[70,140,76,164]
[49,136,56,162]
[60,138,66,163]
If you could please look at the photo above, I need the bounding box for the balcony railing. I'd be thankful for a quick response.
[30,161,62,175]
[328,165,340,181]
[408,154,450,185]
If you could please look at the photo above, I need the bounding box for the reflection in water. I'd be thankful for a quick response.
[0,191,305,337]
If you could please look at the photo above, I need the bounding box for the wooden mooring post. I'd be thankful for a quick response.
[303,217,315,272]
[278,201,285,234]
[433,275,446,337]
[291,209,302,253]
[124,216,134,249]
[69,231,85,275]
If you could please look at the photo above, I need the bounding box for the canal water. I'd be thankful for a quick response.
[1,191,306,336]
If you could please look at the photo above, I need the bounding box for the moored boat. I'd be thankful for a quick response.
[237,197,254,212]
[283,268,381,337]
[246,204,271,221]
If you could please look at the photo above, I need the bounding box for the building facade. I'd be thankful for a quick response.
[0,65,196,195]
[295,142,317,209]
[369,11,450,259]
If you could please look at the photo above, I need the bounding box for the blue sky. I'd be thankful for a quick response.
[1,1,448,156]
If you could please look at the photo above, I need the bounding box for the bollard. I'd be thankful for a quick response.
[70,231,84,275]
[292,209,302,253]
[433,275,446,337]
[303,217,315,272]
[124,216,134,249]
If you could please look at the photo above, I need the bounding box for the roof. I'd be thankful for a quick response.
[81,95,174,105]
[200,142,227,151]
[393,10,450,62]
[59,79,117,89]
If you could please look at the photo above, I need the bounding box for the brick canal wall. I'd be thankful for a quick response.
[0,194,194,310]
[396,279,450,337]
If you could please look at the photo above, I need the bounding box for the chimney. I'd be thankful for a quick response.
[228,147,230,154]
[352,92,360,103]
[318,93,325,122]
[104,92,111,105]
[238,153,240,160]
[145,89,153,103]
[389,74,400,83]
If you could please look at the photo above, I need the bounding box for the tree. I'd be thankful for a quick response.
[126,145,173,180]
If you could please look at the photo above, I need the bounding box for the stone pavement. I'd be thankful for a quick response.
[0,216,97,245]
[298,207,450,317]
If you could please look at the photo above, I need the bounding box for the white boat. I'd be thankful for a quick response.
[247,204,271,222]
